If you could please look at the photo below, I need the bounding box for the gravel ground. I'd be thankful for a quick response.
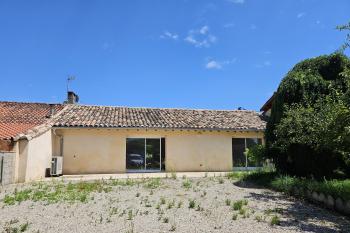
[0,176,349,233]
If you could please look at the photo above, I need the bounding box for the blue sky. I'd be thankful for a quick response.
[0,0,349,111]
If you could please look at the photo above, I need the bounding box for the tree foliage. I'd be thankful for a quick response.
[265,53,350,178]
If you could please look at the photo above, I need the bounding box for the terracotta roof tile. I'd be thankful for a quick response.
[53,105,266,131]
[0,101,63,139]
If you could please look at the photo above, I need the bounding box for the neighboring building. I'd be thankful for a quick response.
[0,93,266,183]
[260,92,276,117]
[0,101,63,184]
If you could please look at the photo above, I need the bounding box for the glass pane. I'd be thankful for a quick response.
[161,138,165,171]
[126,138,145,170]
[232,138,246,167]
[146,139,161,170]
[246,138,261,148]
[246,138,263,167]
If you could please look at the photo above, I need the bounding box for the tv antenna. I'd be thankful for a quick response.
[67,76,75,92]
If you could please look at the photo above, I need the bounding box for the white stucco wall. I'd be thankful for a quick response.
[17,130,53,182]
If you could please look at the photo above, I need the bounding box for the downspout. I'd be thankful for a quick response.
[52,129,63,157]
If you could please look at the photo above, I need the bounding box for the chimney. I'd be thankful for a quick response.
[66,91,79,104]
[46,104,56,118]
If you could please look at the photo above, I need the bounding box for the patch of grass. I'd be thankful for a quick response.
[264,208,283,215]
[232,199,248,211]
[3,181,113,205]
[144,178,162,189]
[226,171,249,180]
[270,215,280,226]
[182,180,192,189]
[241,171,350,202]
[188,199,196,209]
[218,177,224,184]
[225,199,231,206]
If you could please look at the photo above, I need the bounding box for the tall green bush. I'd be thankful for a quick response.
[265,53,350,178]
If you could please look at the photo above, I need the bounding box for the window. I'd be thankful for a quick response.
[232,138,262,168]
[126,138,165,171]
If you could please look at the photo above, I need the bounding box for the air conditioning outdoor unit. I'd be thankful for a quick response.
[51,156,63,176]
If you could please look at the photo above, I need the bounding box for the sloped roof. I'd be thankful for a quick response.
[0,101,63,140]
[53,104,266,131]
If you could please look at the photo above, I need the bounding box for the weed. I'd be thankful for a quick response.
[20,222,29,232]
[160,197,166,205]
[177,200,183,208]
[109,207,118,215]
[182,175,187,179]
[188,199,196,209]
[232,213,238,220]
[144,178,162,189]
[163,217,169,223]
[127,210,133,220]
[232,200,247,211]
[270,215,280,226]
[171,173,177,179]
[195,204,203,211]
[225,199,231,206]
[135,192,140,197]
[182,180,192,189]
[170,225,176,231]
[255,215,263,222]
[218,178,224,184]
[239,208,247,216]
[167,199,175,209]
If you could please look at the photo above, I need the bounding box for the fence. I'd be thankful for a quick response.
[0,152,15,185]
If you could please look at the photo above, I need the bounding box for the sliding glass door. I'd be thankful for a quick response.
[232,138,262,169]
[126,138,165,172]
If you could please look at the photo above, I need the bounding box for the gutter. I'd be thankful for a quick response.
[52,126,266,132]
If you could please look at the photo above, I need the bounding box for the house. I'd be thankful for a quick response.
[0,92,266,184]
[0,101,63,184]
[260,92,276,117]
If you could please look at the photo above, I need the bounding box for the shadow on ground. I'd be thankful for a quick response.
[234,181,350,233]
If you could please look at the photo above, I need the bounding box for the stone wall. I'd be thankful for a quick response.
[0,152,16,185]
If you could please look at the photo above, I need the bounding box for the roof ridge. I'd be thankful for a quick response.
[72,103,259,113]
[0,100,62,105]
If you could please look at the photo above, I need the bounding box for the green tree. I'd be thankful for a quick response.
[265,53,350,178]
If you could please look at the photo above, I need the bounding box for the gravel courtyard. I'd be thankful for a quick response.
[0,175,349,233]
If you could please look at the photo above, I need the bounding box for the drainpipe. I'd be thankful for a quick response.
[52,129,63,157]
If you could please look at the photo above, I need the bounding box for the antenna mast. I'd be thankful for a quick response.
[67,76,76,92]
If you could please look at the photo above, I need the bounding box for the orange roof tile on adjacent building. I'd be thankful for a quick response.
[0,101,63,140]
